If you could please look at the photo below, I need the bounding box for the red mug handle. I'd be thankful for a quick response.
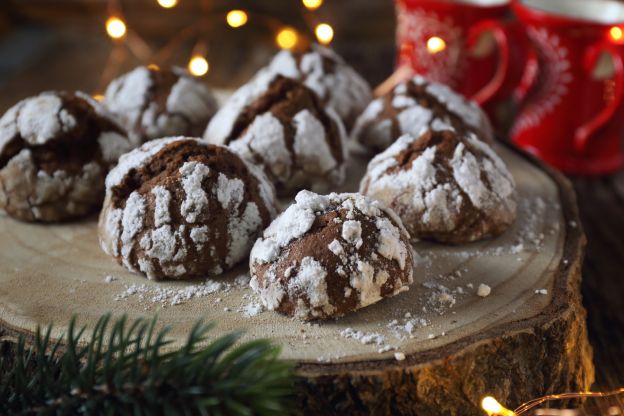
[574,43,624,153]
[467,20,511,106]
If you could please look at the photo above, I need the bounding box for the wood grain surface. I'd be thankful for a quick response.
[0,143,594,414]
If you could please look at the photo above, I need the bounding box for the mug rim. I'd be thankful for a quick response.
[443,0,509,5]
[398,0,510,8]
[517,0,624,25]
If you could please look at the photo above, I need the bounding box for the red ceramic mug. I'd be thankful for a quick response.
[511,0,624,175]
[395,0,529,116]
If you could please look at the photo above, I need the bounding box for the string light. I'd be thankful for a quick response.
[157,0,177,9]
[226,10,248,28]
[147,63,160,71]
[92,94,104,102]
[276,27,299,50]
[188,55,209,76]
[482,388,624,415]
[302,0,323,10]
[481,397,516,416]
[315,23,334,45]
[609,26,624,44]
[426,36,446,54]
[105,17,127,39]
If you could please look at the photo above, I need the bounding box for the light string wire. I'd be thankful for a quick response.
[513,387,624,415]
[483,388,624,415]
[100,0,333,91]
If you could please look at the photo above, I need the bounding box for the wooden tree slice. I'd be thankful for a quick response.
[0,144,593,415]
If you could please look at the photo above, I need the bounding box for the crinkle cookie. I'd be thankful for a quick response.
[360,123,516,244]
[249,190,414,321]
[98,137,279,280]
[266,43,372,130]
[204,73,348,195]
[351,75,494,154]
[104,66,218,145]
[0,91,133,222]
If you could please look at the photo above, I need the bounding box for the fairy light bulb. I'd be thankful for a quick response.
[481,397,515,416]
[426,36,446,54]
[106,17,127,39]
[315,23,334,45]
[302,0,323,10]
[276,27,298,50]
[188,55,209,77]
[157,0,177,8]
[609,26,624,44]
[226,10,248,28]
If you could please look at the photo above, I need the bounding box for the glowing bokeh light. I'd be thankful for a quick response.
[315,23,334,45]
[227,10,248,28]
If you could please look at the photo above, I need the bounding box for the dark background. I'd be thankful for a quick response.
[0,0,395,108]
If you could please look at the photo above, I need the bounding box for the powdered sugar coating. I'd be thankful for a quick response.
[99,137,279,280]
[204,74,348,195]
[0,91,133,222]
[250,191,414,320]
[360,126,517,244]
[204,70,276,145]
[351,76,494,153]
[104,66,217,144]
[266,44,372,129]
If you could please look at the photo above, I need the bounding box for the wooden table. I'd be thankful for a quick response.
[0,21,622,415]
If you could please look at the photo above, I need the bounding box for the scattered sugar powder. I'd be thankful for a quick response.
[241,302,264,317]
[387,316,430,340]
[535,289,548,295]
[104,275,117,283]
[340,328,386,346]
[114,279,225,307]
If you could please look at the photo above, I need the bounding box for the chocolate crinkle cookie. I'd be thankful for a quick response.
[249,190,414,321]
[204,72,348,196]
[104,66,218,145]
[360,122,516,244]
[98,137,279,280]
[266,43,372,130]
[351,75,494,154]
[0,91,133,222]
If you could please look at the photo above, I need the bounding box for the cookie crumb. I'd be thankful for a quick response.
[477,284,491,297]
[394,352,406,361]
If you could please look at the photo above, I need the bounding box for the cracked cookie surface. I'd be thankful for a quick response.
[351,75,494,154]
[204,73,348,196]
[360,123,516,244]
[99,137,279,280]
[265,43,372,131]
[0,91,133,222]
[250,190,413,321]
[104,66,218,145]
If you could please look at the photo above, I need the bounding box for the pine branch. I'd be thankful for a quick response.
[0,314,296,415]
